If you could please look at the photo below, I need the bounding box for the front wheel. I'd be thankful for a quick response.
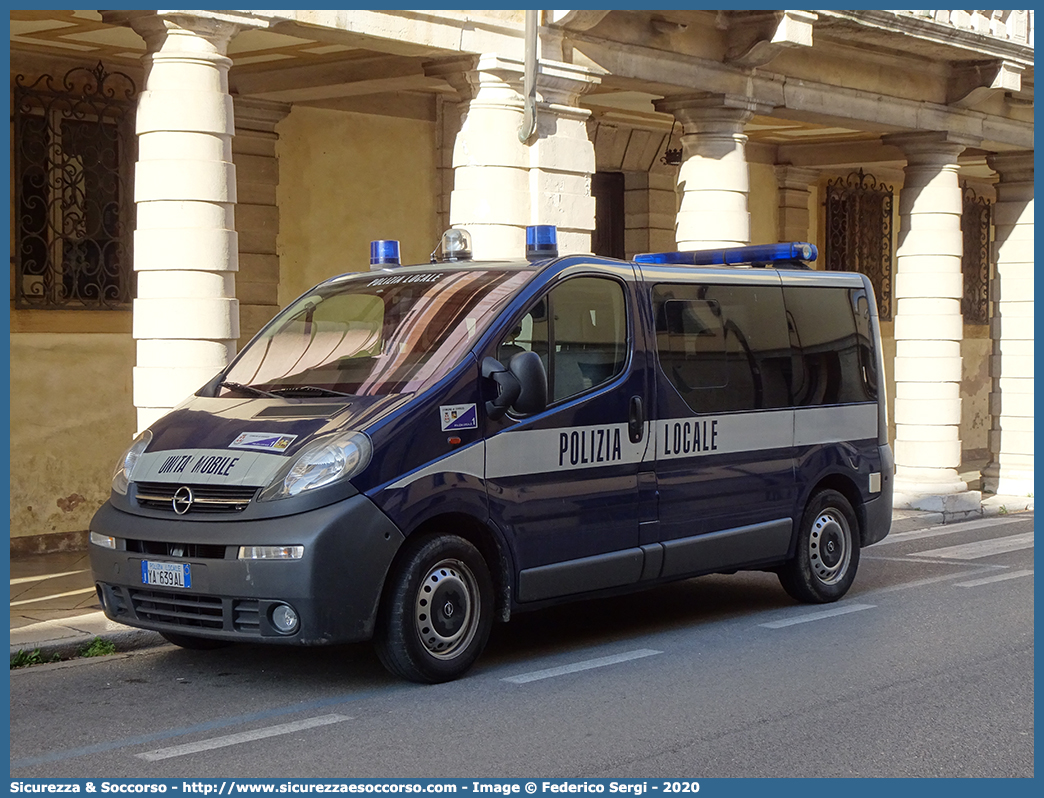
[778,490,860,603]
[374,534,494,684]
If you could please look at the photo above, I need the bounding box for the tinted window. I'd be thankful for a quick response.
[501,276,627,404]
[653,283,791,413]
[783,285,878,405]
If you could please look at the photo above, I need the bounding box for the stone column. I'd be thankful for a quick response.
[124,12,258,432]
[775,165,819,243]
[982,151,1034,495]
[654,93,772,250]
[232,98,290,344]
[527,62,601,254]
[883,131,978,505]
[425,55,600,258]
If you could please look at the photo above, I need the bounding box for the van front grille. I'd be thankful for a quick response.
[130,588,225,628]
[135,482,259,514]
[124,587,262,634]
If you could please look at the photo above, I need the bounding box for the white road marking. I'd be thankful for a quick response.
[955,569,1034,588]
[10,569,90,585]
[865,567,1001,595]
[914,532,1034,561]
[759,603,875,629]
[136,714,351,761]
[10,587,98,606]
[873,515,1026,547]
[502,649,662,684]
[863,554,1003,567]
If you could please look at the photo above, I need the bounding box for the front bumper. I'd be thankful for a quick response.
[89,492,405,646]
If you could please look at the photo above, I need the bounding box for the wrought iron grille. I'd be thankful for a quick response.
[13,62,136,309]
[824,169,894,320]
[961,182,992,325]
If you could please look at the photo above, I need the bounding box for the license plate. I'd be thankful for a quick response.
[141,560,191,589]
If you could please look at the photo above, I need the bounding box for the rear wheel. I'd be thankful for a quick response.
[374,534,493,684]
[160,632,232,650]
[778,489,860,603]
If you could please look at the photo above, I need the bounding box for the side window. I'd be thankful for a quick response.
[653,283,791,414]
[783,285,877,406]
[499,276,628,404]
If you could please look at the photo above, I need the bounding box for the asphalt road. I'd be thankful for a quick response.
[10,513,1033,779]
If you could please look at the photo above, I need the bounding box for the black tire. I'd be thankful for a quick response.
[160,632,232,650]
[778,490,860,604]
[374,534,494,684]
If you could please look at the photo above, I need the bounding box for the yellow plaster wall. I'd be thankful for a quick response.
[10,333,136,542]
[749,162,778,245]
[960,328,991,456]
[274,106,439,306]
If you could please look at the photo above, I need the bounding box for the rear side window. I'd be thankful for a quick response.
[783,285,878,405]
[653,283,791,414]
[501,276,628,404]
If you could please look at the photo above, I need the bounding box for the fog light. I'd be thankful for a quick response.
[90,531,116,549]
[271,603,300,634]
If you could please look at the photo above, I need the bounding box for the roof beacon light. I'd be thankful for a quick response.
[369,239,401,270]
[433,228,473,263]
[526,224,558,262]
[634,242,818,266]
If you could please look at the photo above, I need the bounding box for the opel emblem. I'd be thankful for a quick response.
[172,486,194,515]
[443,602,455,618]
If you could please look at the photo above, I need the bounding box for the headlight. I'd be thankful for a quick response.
[112,430,152,495]
[258,430,371,501]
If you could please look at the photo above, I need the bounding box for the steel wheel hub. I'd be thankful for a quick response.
[808,510,851,585]
[414,558,479,659]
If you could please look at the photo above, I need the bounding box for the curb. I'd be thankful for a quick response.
[11,612,164,665]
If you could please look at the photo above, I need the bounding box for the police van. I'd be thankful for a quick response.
[89,226,893,683]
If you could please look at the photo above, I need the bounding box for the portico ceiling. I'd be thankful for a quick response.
[7,8,874,149]
[8,8,1025,165]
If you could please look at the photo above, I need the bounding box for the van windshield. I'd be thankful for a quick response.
[223,268,535,397]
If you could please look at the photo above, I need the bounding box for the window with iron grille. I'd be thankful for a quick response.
[961,182,992,325]
[12,62,136,309]
[824,169,894,321]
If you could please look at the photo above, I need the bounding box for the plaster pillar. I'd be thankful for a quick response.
[654,93,772,250]
[425,55,600,258]
[883,132,977,501]
[775,165,819,243]
[126,13,255,433]
[982,151,1034,495]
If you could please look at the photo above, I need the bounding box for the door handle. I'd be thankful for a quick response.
[628,395,644,444]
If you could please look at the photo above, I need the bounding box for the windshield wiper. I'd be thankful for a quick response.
[219,381,281,398]
[270,386,354,398]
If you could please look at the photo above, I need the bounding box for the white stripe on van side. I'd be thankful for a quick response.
[486,422,647,480]
[387,404,877,490]
[794,403,878,446]
[656,409,792,461]
[386,442,485,490]
[656,403,877,462]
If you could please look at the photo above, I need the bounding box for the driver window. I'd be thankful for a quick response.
[498,276,627,404]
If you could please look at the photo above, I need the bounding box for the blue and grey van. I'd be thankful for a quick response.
[89,227,893,683]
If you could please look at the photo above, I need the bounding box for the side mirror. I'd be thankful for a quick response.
[507,351,547,415]
[482,357,521,421]
[481,352,548,420]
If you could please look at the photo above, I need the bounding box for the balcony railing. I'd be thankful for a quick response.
[891,10,1031,45]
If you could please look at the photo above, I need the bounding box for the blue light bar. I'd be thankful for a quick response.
[635,242,818,266]
[370,239,401,268]
[526,225,558,261]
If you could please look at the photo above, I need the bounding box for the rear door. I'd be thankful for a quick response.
[482,262,652,603]
[642,269,798,578]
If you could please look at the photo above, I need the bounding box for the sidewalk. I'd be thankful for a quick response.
[9,494,1033,664]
